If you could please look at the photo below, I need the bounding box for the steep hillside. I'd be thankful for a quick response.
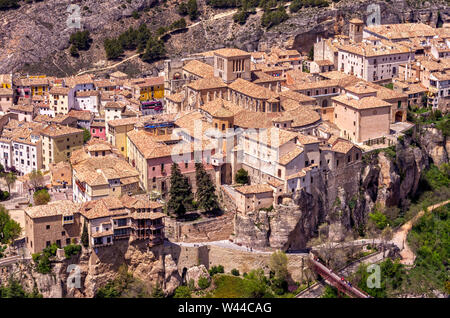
[0,0,449,77]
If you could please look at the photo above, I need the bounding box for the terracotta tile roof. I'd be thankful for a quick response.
[278,146,304,165]
[243,127,298,148]
[272,107,321,128]
[364,23,436,40]
[49,86,70,95]
[50,161,72,187]
[344,82,378,95]
[130,76,164,88]
[235,184,273,194]
[233,110,280,128]
[40,124,83,138]
[80,197,128,220]
[313,59,334,66]
[214,48,250,58]
[279,90,315,104]
[228,78,279,100]
[64,74,94,87]
[349,18,364,24]
[166,92,185,103]
[332,95,392,110]
[25,200,80,219]
[9,104,33,113]
[267,178,284,187]
[200,98,243,118]
[127,130,173,159]
[337,40,411,57]
[120,194,163,210]
[286,170,307,180]
[187,77,228,90]
[183,60,214,78]
[76,90,100,97]
[0,88,13,95]
[296,133,320,145]
[174,111,214,137]
[105,101,126,109]
[331,139,357,154]
[67,110,93,122]
[110,71,128,78]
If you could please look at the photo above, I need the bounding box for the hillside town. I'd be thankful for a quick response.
[0,17,449,299]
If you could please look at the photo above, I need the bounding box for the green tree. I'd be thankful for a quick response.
[69,30,91,51]
[186,0,199,20]
[177,2,188,15]
[195,163,219,212]
[151,283,165,298]
[104,38,124,60]
[289,0,302,13]
[28,169,44,190]
[141,36,166,63]
[4,171,16,194]
[0,206,21,245]
[69,45,79,57]
[269,250,288,281]
[82,128,91,144]
[308,45,314,60]
[167,163,193,217]
[0,0,19,11]
[369,210,388,230]
[81,221,89,248]
[33,189,50,206]
[235,168,249,184]
[174,285,191,298]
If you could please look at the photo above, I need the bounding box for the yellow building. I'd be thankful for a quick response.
[49,87,72,115]
[106,117,142,157]
[40,124,84,170]
[128,76,164,101]
[0,74,12,89]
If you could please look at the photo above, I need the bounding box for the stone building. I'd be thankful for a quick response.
[24,200,82,254]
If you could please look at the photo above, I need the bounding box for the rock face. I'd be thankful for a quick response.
[0,0,448,75]
[234,125,447,250]
[0,240,185,298]
[185,265,210,290]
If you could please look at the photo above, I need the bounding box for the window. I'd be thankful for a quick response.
[66,238,71,245]
[185,162,188,169]
[62,231,65,236]
[46,241,51,247]
[46,225,50,230]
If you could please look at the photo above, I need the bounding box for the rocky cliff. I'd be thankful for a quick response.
[234,125,449,250]
[0,0,449,76]
[0,240,183,297]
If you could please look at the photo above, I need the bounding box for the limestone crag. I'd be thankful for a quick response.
[233,125,447,250]
[0,0,448,76]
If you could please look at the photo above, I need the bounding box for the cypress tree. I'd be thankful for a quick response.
[168,163,193,217]
[81,221,89,248]
[195,163,218,212]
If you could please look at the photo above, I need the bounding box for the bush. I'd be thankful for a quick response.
[174,285,191,298]
[209,265,225,276]
[0,190,10,201]
[69,30,91,51]
[289,0,302,13]
[198,277,210,290]
[104,38,124,60]
[170,18,187,30]
[64,244,82,259]
[231,268,240,276]
[33,189,50,206]
[261,6,289,29]
[233,10,249,25]
[235,168,249,184]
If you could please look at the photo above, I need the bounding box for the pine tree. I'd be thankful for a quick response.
[81,221,89,248]
[195,163,219,212]
[167,163,193,217]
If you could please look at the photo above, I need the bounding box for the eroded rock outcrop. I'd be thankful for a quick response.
[234,125,446,250]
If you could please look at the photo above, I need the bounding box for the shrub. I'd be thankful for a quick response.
[198,277,210,290]
[69,30,91,51]
[235,168,249,184]
[231,268,240,276]
[64,244,82,259]
[209,265,225,276]
[174,285,191,298]
[33,189,50,206]
[0,190,10,201]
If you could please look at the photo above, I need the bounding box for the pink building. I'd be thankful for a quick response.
[90,121,106,140]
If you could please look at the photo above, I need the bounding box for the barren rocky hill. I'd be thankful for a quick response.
[0,0,449,77]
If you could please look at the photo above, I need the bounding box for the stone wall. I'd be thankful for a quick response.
[164,211,235,243]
